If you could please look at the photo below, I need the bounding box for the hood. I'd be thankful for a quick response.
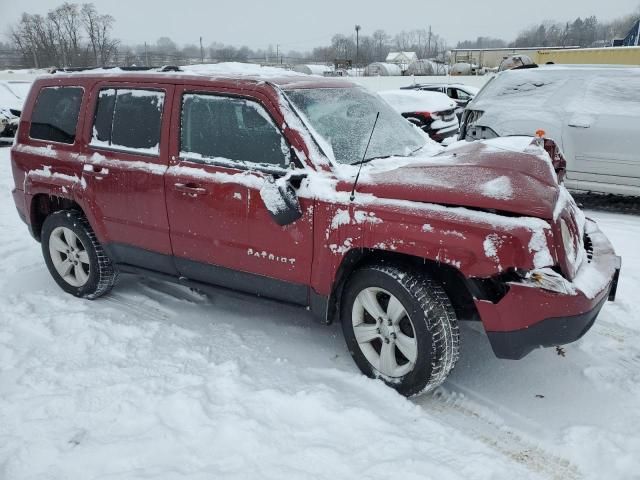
[379,90,456,114]
[356,137,560,219]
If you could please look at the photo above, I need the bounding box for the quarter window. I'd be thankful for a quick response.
[180,94,290,168]
[91,88,164,154]
[30,86,83,144]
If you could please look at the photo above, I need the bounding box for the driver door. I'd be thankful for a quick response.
[166,87,313,303]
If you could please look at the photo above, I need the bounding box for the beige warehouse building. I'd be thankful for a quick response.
[450,46,640,69]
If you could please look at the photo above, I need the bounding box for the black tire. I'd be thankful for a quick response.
[41,210,118,299]
[341,264,459,397]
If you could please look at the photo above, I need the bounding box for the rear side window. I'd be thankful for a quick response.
[180,93,290,168]
[30,87,83,144]
[91,88,164,154]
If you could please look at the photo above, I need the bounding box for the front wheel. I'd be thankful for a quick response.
[41,210,117,299]
[341,264,460,396]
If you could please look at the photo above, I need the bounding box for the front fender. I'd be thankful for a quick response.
[327,200,555,282]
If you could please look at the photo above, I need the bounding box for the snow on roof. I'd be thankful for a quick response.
[378,90,456,114]
[385,52,418,63]
[291,64,332,76]
[49,62,311,82]
[364,63,403,76]
[180,62,306,78]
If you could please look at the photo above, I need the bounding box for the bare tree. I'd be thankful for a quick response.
[81,3,118,66]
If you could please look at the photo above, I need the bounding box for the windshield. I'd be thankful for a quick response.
[284,87,425,165]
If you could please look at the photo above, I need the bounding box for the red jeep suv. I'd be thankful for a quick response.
[10,69,621,396]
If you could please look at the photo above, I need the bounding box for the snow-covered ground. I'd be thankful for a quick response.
[0,144,638,480]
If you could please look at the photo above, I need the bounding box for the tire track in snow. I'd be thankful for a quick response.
[418,389,582,480]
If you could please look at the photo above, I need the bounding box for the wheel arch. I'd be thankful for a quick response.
[29,194,84,241]
[324,248,479,325]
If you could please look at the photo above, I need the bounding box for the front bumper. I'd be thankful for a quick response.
[475,218,621,360]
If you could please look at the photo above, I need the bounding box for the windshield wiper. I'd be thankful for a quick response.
[410,144,426,155]
[351,155,391,166]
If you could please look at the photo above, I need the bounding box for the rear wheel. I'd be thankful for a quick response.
[341,264,459,396]
[41,210,117,299]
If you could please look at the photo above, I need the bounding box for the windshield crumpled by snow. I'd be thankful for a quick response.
[284,87,425,165]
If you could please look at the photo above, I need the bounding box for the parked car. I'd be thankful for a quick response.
[378,89,459,143]
[11,70,620,396]
[0,80,31,141]
[460,65,640,197]
[498,55,536,71]
[401,82,480,119]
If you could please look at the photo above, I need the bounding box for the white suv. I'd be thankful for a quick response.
[460,65,640,197]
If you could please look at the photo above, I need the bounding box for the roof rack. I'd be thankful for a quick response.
[49,65,183,74]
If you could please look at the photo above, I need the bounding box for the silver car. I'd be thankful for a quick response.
[460,65,640,197]
[0,80,31,141]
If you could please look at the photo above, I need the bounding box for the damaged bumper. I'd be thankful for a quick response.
[473,219,621,360]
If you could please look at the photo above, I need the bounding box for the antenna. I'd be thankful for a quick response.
[350,112,380,202]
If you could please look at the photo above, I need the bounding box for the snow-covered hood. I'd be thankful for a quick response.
[356,137,560,219]
[378,90,456,114]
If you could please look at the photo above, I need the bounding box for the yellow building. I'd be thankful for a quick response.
[535,46,640,65]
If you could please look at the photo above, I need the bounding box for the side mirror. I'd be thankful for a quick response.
[260,175,303,226]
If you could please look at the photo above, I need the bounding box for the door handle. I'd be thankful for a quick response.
[83,164,109,176]
[174,182,208,195]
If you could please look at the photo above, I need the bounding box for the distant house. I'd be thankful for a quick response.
[385,52,418,71]
[623,20,640,47]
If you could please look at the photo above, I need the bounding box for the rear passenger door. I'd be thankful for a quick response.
[81,83,176,274]
[165,87,313,303]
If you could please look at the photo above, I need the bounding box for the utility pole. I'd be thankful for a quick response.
[144,41,149,67]
[276,44,279,65]
[200,36,204,63]
[428,25,432,57]
[355,24,361,75]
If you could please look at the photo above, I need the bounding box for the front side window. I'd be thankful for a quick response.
[180,93,290,168]
[446,88,459,99]
[91,88,164,154]
[30,86,83,144]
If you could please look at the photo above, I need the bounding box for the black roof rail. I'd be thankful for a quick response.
[49,65,183,74]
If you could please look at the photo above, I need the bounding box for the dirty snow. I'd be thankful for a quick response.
[1,146,640,479]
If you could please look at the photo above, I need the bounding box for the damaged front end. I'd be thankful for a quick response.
[469,211,621,360]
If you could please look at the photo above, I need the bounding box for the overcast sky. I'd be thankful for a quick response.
[3,0,638,50]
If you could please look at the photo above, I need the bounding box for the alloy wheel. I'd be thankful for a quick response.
[351,287,418,378]
[48,226,91,287]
